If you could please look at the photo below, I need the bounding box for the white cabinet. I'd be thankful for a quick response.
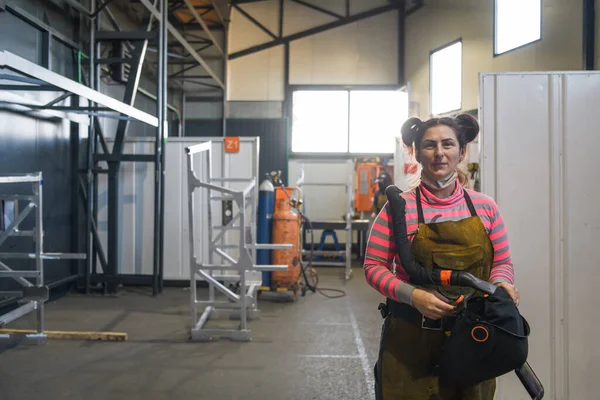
[480,72,600,400]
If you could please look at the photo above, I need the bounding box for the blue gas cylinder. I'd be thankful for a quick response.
[257,176,275,287]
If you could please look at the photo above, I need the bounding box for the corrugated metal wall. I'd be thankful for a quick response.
[185,118,289,184]
[480,71,600,400]
[97,138,258,281]
[0,1,170,296]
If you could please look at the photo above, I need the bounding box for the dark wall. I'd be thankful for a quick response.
[185,118,290,185]
[0,2,85,293]
[0,0,175,296]
[0,114,85,292]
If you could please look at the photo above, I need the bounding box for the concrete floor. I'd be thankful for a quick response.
[0,263,385,400]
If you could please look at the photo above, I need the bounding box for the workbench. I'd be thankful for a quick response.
[302,219,371,260]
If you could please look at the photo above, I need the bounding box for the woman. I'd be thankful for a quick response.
[364,114,520,400]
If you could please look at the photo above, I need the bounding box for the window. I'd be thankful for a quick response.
[349,91,408,153]
[495,0,542,55]
[291,91,349,153]
[291,89,408,154]
[430,40,462,116]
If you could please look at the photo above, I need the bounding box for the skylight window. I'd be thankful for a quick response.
[495,0,542,55]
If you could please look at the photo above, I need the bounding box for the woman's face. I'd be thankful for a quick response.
[417,125,464,181]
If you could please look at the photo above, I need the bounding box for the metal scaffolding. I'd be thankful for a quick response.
[1,0,229,296]
[185,141,291,341]
[83,0,229,295]
[0,173,85,345]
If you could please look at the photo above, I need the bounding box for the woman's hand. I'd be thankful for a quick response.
[495,282,520,307]
[411,288,456,320]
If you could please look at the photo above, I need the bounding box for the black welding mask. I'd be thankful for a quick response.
[436,286,530,388]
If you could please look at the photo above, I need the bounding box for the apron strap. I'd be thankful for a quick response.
[415,187,425,224]
[416,186,477,222]
[463,189,477,217]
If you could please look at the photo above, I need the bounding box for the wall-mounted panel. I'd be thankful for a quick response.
[480,71,600,400]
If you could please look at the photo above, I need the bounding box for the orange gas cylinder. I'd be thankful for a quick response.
[271,188,301,290]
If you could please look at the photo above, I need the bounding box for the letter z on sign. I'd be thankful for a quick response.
[224,137,240,153]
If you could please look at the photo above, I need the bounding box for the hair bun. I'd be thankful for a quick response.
[401,117,423,147]
[454,114,479,143]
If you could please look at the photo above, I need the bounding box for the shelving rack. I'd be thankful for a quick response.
[0,173,85,345]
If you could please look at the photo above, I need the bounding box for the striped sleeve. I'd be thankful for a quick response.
[485,201,515,285]
[363,203,415,304]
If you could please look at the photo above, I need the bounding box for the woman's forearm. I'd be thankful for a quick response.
[364,264,415,304]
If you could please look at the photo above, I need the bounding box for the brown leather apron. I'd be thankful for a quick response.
[374,188,496,400]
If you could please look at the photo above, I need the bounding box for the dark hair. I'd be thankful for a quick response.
[400,114,479,152]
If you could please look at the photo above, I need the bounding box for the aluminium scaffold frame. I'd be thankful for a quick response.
[185,140,291,342]
[0,172,85,345]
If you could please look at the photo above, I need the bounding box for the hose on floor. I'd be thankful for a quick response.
[275,181,346,299]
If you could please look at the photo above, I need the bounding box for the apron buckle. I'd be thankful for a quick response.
[421,315,443,330]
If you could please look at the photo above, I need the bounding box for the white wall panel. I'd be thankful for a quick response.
[98,137,258,281]
[405,0,582,118]
[351,0,389,15]
[282,0,336,36]
[289,11,397,85]
[299,0,347,16]
[562,74,600,400]
[228,6,273,54]
[235,0,280,42]
[227,2,399,101]
[480,72,600,400]
[227,45,284,101]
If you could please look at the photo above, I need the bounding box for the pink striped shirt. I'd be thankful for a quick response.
[363,183,515,303]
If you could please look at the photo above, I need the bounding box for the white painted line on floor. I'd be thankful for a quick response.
[299,355,361,359]
[298,322,352,326]
[347,300,375,400]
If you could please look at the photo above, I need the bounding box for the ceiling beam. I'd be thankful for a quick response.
[183,0,223,54]
[229,3,400,60]
[209,0,227,26]
[139,0,225,89]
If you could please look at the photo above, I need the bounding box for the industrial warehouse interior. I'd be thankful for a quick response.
[0,0,597,399]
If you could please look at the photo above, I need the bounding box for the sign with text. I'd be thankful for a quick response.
[224,136,240,153]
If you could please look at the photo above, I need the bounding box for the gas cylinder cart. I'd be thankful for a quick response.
[262,182,304,301]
